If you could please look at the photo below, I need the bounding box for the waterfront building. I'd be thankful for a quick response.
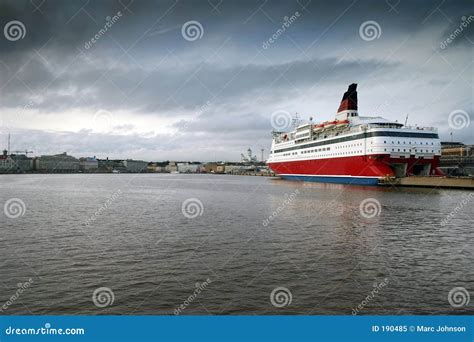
[147,162,158,172]
[0,150,15,172]
[216,164,225,173]
[165,161,178,173]
[79,157,99,171]
[177,162,201,173]
[97,158,125,172]
[34,153,80,172]
[97,158,148,173]
[224,164,246,174]
[11,154,33,172]
[203,162,218,173]
[147,161,169,173]
[0,150,33,173]
[440,142,474,176]
[123,159,148,173]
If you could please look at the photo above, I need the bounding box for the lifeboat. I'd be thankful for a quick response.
[313,123,325,132]
[336,119,350,127]
[324,120,337,129]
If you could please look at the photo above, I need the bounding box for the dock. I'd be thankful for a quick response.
[379,176,474,189]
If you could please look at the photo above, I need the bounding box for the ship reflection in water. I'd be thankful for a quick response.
[0,174,472,315]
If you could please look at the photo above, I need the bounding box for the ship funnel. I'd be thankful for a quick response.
[337,83,358,113]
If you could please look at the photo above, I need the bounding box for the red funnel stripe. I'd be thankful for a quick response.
[337,83,358,113]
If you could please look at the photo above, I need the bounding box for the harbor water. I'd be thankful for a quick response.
[0,174,472,315]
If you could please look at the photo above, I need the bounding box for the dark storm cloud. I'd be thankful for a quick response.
[1,0,470,61]
[0,52,396,113]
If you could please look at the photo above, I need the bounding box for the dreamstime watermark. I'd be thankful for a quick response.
[262,189,299,226]
[270,110,292,131]
[3,198,27,219]
[181,198,204,218]
[440,193,473,226]
[0,278,34,313]
[85,189,122,226]
[448,287,470,308]
[359,20,382,41]
[84,11,123,50]
[93,109,115,131]
[196,100,212,114]
[181,20,204,41]
[174,278,212,315]
[21,99,38,116]
[359,198,382,218]
[270,286,292,308]
[262,11,301,49]
[92,287,115,308]
[3,20,26,41]
[448,109,470,130]
[4,323,85,336]
[440,16,474,49]
[352,278,389,315]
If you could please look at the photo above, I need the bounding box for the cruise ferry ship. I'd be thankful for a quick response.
[266,84,443,185]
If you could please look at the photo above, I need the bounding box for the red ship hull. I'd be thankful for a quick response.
[267,155,442,185]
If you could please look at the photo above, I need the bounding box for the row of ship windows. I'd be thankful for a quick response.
[378,149,438,153]
[278,150,366,158]
[281,147,331,157]
[277,148,440,158]
[277,142,439,157]
[281,148,331,156]
[302,147,330,154]
[336,143,362,149]
[375,141,436,145]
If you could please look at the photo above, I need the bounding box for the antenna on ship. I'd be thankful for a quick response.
[7,133,11,154]
[404,114,409,126]
[291,113,302,128]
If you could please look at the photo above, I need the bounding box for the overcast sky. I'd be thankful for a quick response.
[0,0,472,161]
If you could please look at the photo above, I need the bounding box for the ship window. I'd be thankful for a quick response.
[384,141,386,143]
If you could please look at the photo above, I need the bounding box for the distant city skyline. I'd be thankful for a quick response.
[0,0,472,161]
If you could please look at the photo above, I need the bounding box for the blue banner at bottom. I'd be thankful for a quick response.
[0,316,472,342]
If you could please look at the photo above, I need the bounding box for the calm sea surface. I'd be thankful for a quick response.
[0,174,472,315]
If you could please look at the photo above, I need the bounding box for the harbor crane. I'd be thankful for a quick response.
[12,150,34,156]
